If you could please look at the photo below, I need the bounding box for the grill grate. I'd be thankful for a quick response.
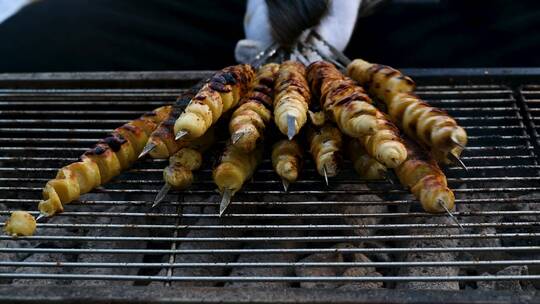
[0,71,539,298]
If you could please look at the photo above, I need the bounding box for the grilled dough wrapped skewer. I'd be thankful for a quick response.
[38,106,171,218]
[346,58,415,102]
[162,128,215,191]
[174,64,255,140]
[347,59,467,164]
[213,142,262,209]
[307,123,343,179]
[347,139,386,180]
[273,61,311,139]
[394,138,455,213]
[307,61,407,168]
[229,63,279,152]
[272,139,303,186]
[145,83,205,159]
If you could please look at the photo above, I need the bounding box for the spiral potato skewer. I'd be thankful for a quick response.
[145,83,204,159]
[347,59,467,164]
[347,139,387,180]
[272,139,303,189]
[213,143,262,197]
[162,128,215,191]
[229,63,279,152]
[346,58,415,102]
[389,92,467,164]
[38,105,172,218]
[307,61,407,168]
[307,123,343,179]
[273,60,311,139]
[394,138,455,213]
[174,64,255,139]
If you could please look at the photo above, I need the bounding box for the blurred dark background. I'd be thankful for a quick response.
[0,0,539,72]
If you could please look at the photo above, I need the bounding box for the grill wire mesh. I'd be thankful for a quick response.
[0,73,539,294]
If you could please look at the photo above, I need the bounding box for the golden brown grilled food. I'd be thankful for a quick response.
[147,84,204,159]
[213,142,262,196]
[307,61,407,168]
[162,128,215,190]
[389,92,467,164]
[4,211,36,237]
[346,58,415,102]
[37,105,172,218]
[229,63,279,152]
[394,138,455,213]
[347,59,467,164]
[174,64,255,139]
[307,123,343,178]
[273,61,311,139]
[272,139,303,184]
[347,139,387,180]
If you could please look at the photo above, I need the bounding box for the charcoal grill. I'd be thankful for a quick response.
[0,68,539,303]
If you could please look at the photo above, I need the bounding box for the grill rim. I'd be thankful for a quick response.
[0,285,538,304]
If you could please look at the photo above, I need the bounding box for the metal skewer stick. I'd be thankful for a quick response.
[438,199,464,230]
[152,183,172,208]
[322,164,329,186]
[299,41,346,71]
[287,114,297,140]
[282,178,290,192]
[175,129,189,141]
[308,30,352,66]
[451,137,466,149]
[250,43,280,68]
[219,189,233,217]
[138,142,157,159]
[231,132,246,145]
[448,152,468,171]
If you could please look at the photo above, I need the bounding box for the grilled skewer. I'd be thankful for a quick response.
[39,106,171,218]
[307,61,407,168]
[271,139,303,191]
[346,58,415,102]
[347,59,467,165]
[229,63,279,152]
[153,128,216,206]
[213,142,262,216]
[390,93,467,165]
[307,123,343,185]
[140,82,206,159]
[273,61,312,140]
[347,139,387,180]
[174,64,255,140]
[394,138,455,214]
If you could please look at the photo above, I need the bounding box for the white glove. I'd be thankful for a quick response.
[236,0,362,63]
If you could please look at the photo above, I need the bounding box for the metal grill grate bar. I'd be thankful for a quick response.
[0,73,539,293]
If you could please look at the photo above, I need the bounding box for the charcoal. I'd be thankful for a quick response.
[327,187,388,237]
[226,220,302,288]
[12,252,77,286]
[477,265,531,291]
[339,268,384,290]
[338,252,384,290]
[395,216,460,290]
[225,244,297,288]
[70,204,149,286]
[158,205,245,287]
[295,247,344,289]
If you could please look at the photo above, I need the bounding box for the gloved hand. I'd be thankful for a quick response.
[235,0,362,63]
